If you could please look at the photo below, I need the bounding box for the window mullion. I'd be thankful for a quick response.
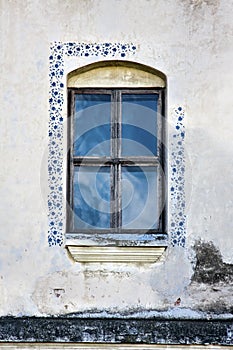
[112,90,118,158]
[116,90,122,158]
[111,91,119,228]
[110,163,116,228]
[116,90,122,228]
[111,90,122,229]
[117,163,122,228]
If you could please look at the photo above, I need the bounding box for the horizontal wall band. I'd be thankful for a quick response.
[0,343,231,349]
[0,317,232,345]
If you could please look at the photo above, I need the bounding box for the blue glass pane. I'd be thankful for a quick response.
[74,94,111,156]
[122,94,158,156]
[122,167,158,229]
[73,167,110,229]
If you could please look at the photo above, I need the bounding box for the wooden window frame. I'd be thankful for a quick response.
[66,87,167,262]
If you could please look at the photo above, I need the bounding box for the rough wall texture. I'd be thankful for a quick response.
[1,316,233,344]
[0,0,233,321]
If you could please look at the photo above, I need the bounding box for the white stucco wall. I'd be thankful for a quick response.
[0,0,233,317]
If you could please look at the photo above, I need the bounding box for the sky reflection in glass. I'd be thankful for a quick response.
[122,166,158,229]
[73,166,110,229]
[72,93,159,231]
[122,94,158,156]
[74,94,111,156]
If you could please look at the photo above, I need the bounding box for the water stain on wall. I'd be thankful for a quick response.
[186,240,233,314]
[192,240,233,284]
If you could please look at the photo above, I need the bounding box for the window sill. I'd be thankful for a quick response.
[65,233,168,263]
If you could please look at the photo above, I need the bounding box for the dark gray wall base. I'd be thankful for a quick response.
[0,317,233,345]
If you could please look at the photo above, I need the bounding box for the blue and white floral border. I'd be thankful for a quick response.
[48,42,186,247]
[170,107,186,247]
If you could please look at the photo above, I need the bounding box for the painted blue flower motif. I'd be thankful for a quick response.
[48,44,186,247]
[170,107,186,247]
[48,42,137,246]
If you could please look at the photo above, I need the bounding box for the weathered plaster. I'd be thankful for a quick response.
[184,241,233,314]
[192,241,233,285]
[32,265,164,315]
[0,0,233,321]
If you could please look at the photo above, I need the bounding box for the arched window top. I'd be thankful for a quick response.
[67,60,166,88]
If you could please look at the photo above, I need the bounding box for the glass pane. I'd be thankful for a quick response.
[73,166,110,229]
[122,94,158,156]
[122,166,158,229]
[74,94,111,156]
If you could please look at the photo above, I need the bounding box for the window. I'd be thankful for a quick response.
[66,62,167,262]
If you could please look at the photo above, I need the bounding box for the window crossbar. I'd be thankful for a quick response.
[73,156,160,166]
